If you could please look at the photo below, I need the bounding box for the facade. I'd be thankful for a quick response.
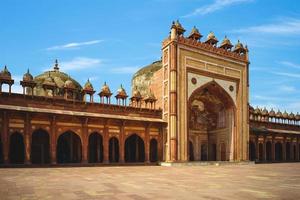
[0,21,300,165]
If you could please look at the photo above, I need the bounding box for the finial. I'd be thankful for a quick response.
[27,68,30,74]
[104,81,107,85]
[54,59,59,71]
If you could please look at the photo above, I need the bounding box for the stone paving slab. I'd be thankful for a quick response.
[0,163,299,199]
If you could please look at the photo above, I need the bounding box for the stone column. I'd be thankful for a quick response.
[103,122,109,163]
[82,118,88,164]
[2,111,9,164]
[24,113,31,164]
[50,116,57,164]
[119,121,125,163]
[145,124,150,163]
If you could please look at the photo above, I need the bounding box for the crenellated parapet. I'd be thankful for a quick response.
[162,20,248,63]
[249,106,300,126]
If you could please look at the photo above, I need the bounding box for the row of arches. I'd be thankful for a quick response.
[249,141,299,162]
[1,130,159,164]
[188,141,227,161]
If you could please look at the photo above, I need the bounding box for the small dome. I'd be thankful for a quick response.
[261,107,269,116]
[132,86,142,99]
[282,110,289,118]
[188,26,202,40]
[276,110,282,118]
[269,108,276,117]
[64,77,75,89]
[296,113,300,120]
[101,82,111,94]
[289,112,295,119]
[205,31,218,45]
[233,40,246,54]
[220,36,233,50]
[254,107,261,114]
[23,69,33,81]
[117,84,127,97]
[0,65,12,79]
[83,79,94,91]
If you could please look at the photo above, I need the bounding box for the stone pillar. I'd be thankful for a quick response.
[2,111,9,164]
[50,116,57,164]
[145,124,150,163]
[103,122,109,163]
[24,113,31,164]
[119,121,125,163]
[169,42,178,162]
[82,118,88,164]
[271,135,275,162]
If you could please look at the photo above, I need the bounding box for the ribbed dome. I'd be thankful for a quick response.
[64,77,75,89]
[116,84,127,97]
[269,108,276,117]
[205,32,218,45]
[32,60,82,98]
[289,112,295,119]
[43,73,56,86]
[23,69,33,81]
[233,40,246,54]
[282,110,289,118]
[220,36,233,49]
[101,82,111,94]
[254,107,261,114]
[261,107,269,115]
[276,110,282,118]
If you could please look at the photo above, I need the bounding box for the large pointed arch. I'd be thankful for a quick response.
[9,132,25,164]
[57,131,82,164]
[125,134,145,163]
[31,129,50,164]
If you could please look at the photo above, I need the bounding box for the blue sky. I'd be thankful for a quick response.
[1,0,300,113]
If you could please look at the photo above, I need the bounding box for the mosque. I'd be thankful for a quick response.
[0,21,299,165]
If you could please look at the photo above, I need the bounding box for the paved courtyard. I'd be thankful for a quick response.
[0,163,299,200]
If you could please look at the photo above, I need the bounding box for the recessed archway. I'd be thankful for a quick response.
[266,141,272,161]
[88,132,103,163]
[150,138,158,162]
[188,81,236,162]
[286,142,291,161]
[293,145,296,161]
[0,138,3,164]
[57,131,82,164]
[109,137,119,163]
[31,129,50,164]
[9,132,25,164]
[259,143,263,161]
[201,144,208,161]
[275,142,282,161]
[125,134,145,163]
[249,141,256,161]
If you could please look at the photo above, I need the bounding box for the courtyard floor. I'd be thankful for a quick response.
[0,163,299,200]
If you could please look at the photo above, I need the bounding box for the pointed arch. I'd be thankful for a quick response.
[9,132,25,164]
[57,131,82,163]
[109,137,119,163]
[88,132,103,163]
[125,134,145,163]
[150,138,158,162]
[31,129,50,164]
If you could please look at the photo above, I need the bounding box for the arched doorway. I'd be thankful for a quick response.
[57,131,82,163]
[9,132,25,164]
[109,137,119,163]
[259,143,263,161]
[275,142,282,161]
[201,144,208,161]
[220,143,226,161]
[266,141,272,161]
[88,133,103,163]
[249,141,256,161]
[189,141,194,161]
[150,139,158,162]
[286,142,291,161]
[125,134,145,162]
[293,145,296,161]
[188,81,235,162]
[210,144,217,161]
[31,129,50,164]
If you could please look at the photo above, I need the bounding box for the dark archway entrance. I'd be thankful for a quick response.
[210,144,217,161]
[249,141,256,161]
[88,133,103,163]
[9,132,25,164]
[266,141,272,161]
[189,141,194,161]
[150,139,158,162]
[57,131,82,163]
[275,142,282,161]
[293,145,296,161]
[201,144,208,161]
[109,137,119,163]
[286,142,291,161]
[220,143,226,161]
[31,129,50,164]
[125,134,145,162]
[259,143,263,161]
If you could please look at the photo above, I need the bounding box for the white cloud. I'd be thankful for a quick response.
[59,57,102,71]
[110,66,140,74]
[279,61,300,70]
[279,85,296,93]
[182,0,253,17]
[231,18,300,35]
[46,40,103,50]
[272,72,300,78]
